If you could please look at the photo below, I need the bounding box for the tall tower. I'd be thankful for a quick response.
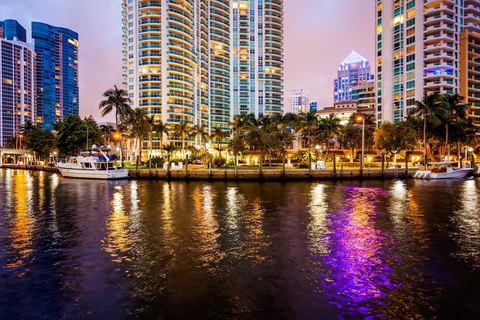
[123,0,284,151]
[334,50,372,103]
[375,0,480,125]
[230,0,284,118]
[0,20,35,147]
[32,22,79,130]
[123,0,231,149]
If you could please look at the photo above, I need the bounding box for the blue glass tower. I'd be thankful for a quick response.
[0,19,26,42]
[32,22,79,130]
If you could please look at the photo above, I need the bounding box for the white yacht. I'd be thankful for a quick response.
[414,162,473,179]
[56,146,129,180]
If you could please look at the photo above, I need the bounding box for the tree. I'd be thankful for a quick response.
[440,94,467,158]
[319,113,343,158]
[173,121,190,158]
[191,124,210,151]
[125,108,150,165]
[374,122,417,155]
[298,110,318,155]
[20,120,36,146]
[54,115,102,156]
[28,128,55,160]
[99,85,132,129]
[99,124,115,146]
[211,126,227,164]
[409,93,446,160]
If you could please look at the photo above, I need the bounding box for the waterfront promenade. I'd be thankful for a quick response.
[1,163,416,180]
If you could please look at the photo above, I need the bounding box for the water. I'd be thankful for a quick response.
[0,169,480,319]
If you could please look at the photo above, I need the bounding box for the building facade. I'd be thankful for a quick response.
[375,0,480,125]
[460,29,480,127]
[122,0,284,150]
[231,0,284,118]
[0,27,35,147]
[351,80,375,110]
[288,88,309,114]
[334,50,372,103]
[0,19,27,42]
[32,22,79,130]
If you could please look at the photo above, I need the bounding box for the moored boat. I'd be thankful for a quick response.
[56,146,129,180]
[414,162,472,179]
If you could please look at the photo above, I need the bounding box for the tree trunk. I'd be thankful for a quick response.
[424,116,427,163]
[444,124,448,160]
[149,133,153,171]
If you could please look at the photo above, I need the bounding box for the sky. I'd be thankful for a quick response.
[0,0,374,122]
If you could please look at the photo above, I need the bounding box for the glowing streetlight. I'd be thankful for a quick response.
[356,115,365,172]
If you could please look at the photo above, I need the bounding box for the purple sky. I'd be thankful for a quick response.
[0,0,374,122]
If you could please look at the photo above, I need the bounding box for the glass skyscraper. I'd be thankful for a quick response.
[0,19,27,42]
[0,20,35,147]
[32,22,79,130]
[334,50,372,103]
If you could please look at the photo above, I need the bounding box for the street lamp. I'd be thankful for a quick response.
[356,115,365,172]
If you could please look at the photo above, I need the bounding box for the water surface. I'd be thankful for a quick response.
[1,169,480,319]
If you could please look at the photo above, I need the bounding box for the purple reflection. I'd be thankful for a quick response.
[314,186,400,317]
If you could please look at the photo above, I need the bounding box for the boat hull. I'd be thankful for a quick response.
[430,168,473,179]
[57,167,130,180]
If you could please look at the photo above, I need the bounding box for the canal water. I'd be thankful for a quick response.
[0,169,480,319]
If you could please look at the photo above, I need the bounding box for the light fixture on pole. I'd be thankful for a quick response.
[356,115,365,172]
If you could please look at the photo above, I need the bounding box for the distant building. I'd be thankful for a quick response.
[309,100,318,112]
[289,89,310,114]
[32,22,79,131]
[0,19,26,42]
[0,20,35,147]
[334,50,372,103]
[351,80,375,110]
[318,80,375,125]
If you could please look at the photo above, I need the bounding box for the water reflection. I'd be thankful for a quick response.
[1,171,480,319]
[4,171,35,269]
[316,186,396,317]
[105,185,133,263]
[452,180,480,267]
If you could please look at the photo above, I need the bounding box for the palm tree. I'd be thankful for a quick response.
[162,144,177,159]
[441,94,467,158]
[126,108,150,167]
[409,93,445,161]
[99,124,114,146]
[174,121,190,158]
[191,124,210,151]
[320,113,343,158]
[298,110,318,154]
[99,85,132,129]
[99,85,132,165]
[152,120,170,156]
[211,126,227,164]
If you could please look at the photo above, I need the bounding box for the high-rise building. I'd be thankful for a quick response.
[231,0,284,118]
[32,22,79,130]
[289,89,309,114]
[352,80,376,110]
[375,0,480,125]
[0,20,35,147]
[0,19,27,42]
[334,50,372,103]
[460,29,480,127]
[122,0,284,150]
